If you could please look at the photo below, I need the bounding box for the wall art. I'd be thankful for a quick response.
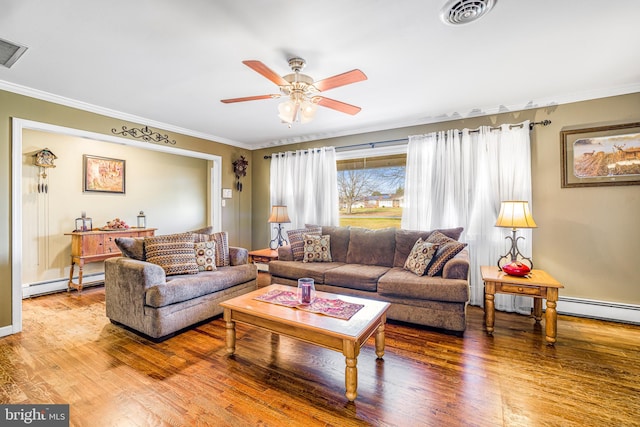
[561,122,640,188]
[83,155,126,193]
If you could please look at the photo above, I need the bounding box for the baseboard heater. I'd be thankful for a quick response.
[23,273,105,298]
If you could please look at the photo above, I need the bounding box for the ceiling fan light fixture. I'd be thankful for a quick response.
[440,0,497,25]
[299,100,317,123]
[278,100,297,124]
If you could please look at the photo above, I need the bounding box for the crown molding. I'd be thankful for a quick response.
[0,79,252,149]
[3,78,639,151]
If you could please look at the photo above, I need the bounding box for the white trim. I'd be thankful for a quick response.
[4,78,640,151]
[7,118,222,337]
[557,297,640,325]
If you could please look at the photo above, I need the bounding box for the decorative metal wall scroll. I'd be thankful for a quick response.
[111,125,177,145]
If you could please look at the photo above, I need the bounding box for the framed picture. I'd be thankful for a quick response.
[561,122,640,188]
[83,155,126,193]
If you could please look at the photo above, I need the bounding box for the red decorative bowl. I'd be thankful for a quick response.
[502,261,531,277]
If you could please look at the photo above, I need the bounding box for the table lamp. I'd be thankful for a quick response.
[495,200,537,275]
[268,205,291,250]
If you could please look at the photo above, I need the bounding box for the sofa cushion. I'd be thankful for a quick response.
[346,227,396,267]
[146,264,256,307]
[194,241,217,272]
[303,234,332,263]
[403,239,439,276]
[393,227,464,267]
[378,268,469,303]
[145,233,199,276]
[115,237,145,261]
[288,226,322,261]
[194,231,229,267]
[269,260,344,284]
[324,264,390,292]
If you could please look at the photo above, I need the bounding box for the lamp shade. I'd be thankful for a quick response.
[268,205,291,224]
[495,201,537,229]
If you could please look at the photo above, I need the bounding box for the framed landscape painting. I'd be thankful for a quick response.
[83,155,126,193]
[561,122,640,188]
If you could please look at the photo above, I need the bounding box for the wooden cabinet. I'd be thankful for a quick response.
[65,228,156,293]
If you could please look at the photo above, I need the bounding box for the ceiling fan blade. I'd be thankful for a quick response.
[315,97,362,115]
[242,60,289,86]
[313,69,367,92]
[221,94,280,103]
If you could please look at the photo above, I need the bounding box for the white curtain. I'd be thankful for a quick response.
[402,122,534,313]
[270,146,339,236]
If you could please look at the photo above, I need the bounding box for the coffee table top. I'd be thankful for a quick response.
[220,284,390,340]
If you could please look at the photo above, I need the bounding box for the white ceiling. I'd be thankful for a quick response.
[1,0,639,150]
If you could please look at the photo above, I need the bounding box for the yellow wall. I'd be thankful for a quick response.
[252,92,640,306]
[22,130,209,286]
[0,89,253,328]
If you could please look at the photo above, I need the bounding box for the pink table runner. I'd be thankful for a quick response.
[254,289,364,320]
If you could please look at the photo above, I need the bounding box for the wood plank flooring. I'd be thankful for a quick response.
[1,287,639,426]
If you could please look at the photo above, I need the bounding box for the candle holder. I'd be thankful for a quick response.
[297,278,316,305]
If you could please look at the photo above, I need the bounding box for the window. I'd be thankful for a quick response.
[337,153,406,229]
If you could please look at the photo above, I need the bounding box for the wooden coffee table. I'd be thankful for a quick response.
[220,284,391,401]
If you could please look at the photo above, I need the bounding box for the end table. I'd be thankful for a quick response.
[248,248,279,264]
[480,265,564,345]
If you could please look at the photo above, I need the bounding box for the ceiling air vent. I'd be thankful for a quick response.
[440,0,497,25]
[0,37,28,68]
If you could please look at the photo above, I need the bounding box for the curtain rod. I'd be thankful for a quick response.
[263,120,551,159]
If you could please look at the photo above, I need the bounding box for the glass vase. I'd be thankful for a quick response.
[297,277,316,304]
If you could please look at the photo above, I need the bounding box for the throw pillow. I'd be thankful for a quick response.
[426,240,468,277]
[425,230,457,245]
[303,234,332,263]
[114,237,145,261]
[194,241,217,272]
[403,238,439,276]
[193,231,229,267]
[145,233,199,276]
[287,226,322,261]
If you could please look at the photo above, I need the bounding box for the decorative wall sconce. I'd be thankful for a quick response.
[32,148,57,193]
[233,155,248,192]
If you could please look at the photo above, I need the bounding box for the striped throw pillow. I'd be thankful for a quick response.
[145,233,198,276]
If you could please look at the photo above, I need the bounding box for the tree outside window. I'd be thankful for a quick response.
[337,154,405,229]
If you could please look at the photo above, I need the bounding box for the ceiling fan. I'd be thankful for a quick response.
[221,57,367,125]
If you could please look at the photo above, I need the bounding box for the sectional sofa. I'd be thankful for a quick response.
[269,226,470,334]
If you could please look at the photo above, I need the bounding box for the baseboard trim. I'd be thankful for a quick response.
[557,296,640,325]
[22,274,105,298]
[0,325,14,338]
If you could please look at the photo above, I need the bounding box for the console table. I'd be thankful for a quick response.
[65,228,156,293]
[480,265,564,345]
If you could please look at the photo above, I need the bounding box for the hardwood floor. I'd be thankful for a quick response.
[1,287,639,427]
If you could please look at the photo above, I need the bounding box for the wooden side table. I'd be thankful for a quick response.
[480,265,564,345]
[248,248,279,288]
[65,228,156,293]
[248,248,279,264]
